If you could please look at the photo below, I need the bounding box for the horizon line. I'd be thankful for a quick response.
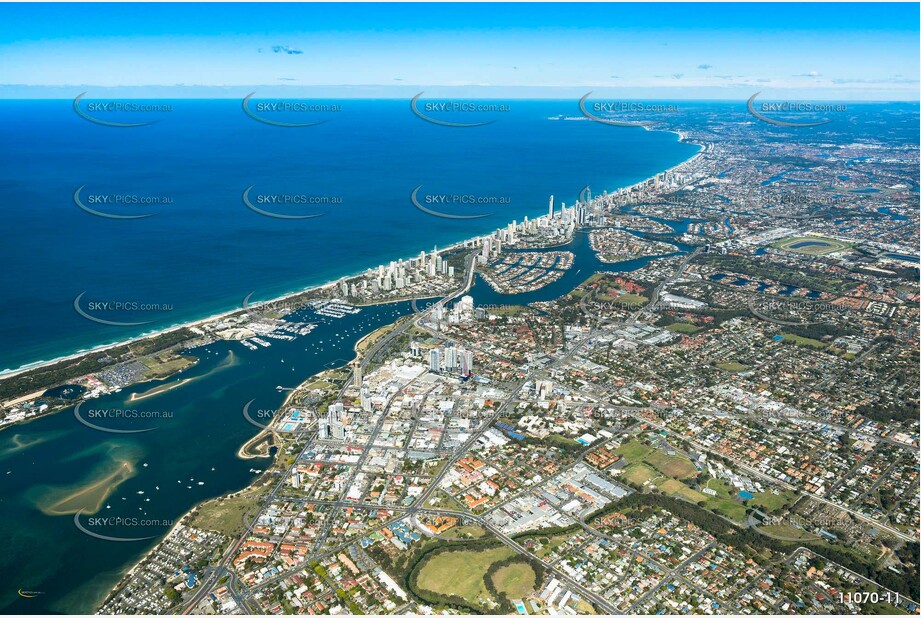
[1,91,918,103]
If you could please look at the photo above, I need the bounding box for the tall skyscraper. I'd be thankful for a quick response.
[444,346,458,371]
[351,359,362,386]
[328,402,345,440]
[460,349,474,376]
[536,380,553,400]
[360,384,372,412]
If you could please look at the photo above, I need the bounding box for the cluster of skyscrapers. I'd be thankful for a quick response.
[341,248,454,297]
[427,344,475,376]
[408,339,475,377]
[478,195,595,263]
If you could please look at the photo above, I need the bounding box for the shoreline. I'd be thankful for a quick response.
[237,309,419,460]
[0,239,478,384]
[236,385,301,461]
[100,479,255,611]
[0,129,701,384]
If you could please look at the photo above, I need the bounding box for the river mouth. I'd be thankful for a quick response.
[0,299,424,613]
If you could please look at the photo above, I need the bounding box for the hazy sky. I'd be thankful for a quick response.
[1,3,918,99]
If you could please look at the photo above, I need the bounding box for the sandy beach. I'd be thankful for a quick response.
[1,121,705,388]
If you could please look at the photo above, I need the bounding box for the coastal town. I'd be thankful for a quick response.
[65,100,921,616]
[1,2,918,616]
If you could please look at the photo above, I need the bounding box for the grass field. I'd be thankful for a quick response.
[425,491,459,510]
[646,475,746,522]
[702,477,736,499]
[622,462,659,486]
[439,525,488,540]
[666,323,702,334]
[491,562,538,599]
[864,602,909,615]
[782,333,827,348]
[750,491,793,513]
[614,440,654,462]
[356,320,401,356]
[140,354,195,379]
[655,479,746,522]
[772,235,852,256]
[646,451,698,480]
[303,378,335,390]
[569,273,605,299]
[616,440,698,482]
[618,443,751,525]
[701,478,753,522]
[191,486,269,536]
[618,440,758,520]
[655,478,708,503]
[575,600,597,614]
[416,546,515,605]
[716,361,749,372]
[545,434,583,450]
[613,293,648,306]
[580,273,607,288]
[706,496,748,521]
[533,535,569,558]
[489,305,528,316]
